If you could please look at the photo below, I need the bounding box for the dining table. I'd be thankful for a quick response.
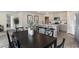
[13,30,57,48]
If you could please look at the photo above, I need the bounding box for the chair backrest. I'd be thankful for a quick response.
[50,28,54,37]
[45,28,54,37]
[45,28,50,35]
[36,26,39,32]
[56,38,66,48]
[6,31,13,48]
[13,30,28,48]
[11,34,20,48]
[38,27,45,34]
[24,27,28,30]
[16,27,24,31]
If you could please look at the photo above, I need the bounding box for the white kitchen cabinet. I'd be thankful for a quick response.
[59,24,67,32]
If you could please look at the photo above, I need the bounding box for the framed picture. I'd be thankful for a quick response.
[34,16,39,24]
[27,15,33,24]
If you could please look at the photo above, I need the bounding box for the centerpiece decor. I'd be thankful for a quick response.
[28,19,36,35]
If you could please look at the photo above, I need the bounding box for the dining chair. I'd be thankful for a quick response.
[16,27,24,31]
[38,27,45,34]
[11,34,20,48]
[56,38,65,48]
[25,27,28,30]
[36,26,39,32]
[12,30,28,48]
[44,37,57,48]
[45,28,54,38]
[49,28,54,37]
[6,31,14,48]
[45,28,50,35]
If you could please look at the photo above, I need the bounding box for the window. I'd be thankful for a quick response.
[27,15,33,24]
[34,16,39,24]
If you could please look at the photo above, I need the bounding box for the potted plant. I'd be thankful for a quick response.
[13,17,19,30]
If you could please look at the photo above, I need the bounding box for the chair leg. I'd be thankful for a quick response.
[51,45,52,48]
[54,38,57,48]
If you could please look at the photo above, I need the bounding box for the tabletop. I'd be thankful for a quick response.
[13,30,57,48]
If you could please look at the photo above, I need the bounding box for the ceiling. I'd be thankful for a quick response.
[0,11,67,15]
[26,11,67,15]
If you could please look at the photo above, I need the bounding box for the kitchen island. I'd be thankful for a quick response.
[38,24,59,37]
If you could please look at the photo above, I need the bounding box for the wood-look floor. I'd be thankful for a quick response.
[57,32,79,48]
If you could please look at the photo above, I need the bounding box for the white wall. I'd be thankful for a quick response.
[22,12,44,26]
[53,12,67,24]
[67,11,76,35]
[41,11,67,24]
[41,14,53,24]
[0,13,7,31]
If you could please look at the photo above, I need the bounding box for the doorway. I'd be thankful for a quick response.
[6,14,15,30]
[45,16,49,24]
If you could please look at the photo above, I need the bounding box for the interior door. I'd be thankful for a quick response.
[45,17,49,24]
[6,14,15,30]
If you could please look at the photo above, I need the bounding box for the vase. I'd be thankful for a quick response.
[28,28,34,35]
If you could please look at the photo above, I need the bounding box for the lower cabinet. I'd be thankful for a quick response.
[59,24,67,32]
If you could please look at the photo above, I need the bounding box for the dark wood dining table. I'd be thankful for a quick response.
[13,30,57,48]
